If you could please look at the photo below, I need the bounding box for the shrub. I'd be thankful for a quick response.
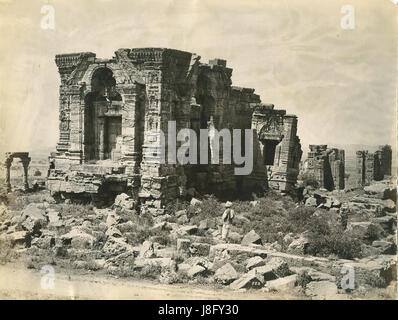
[307,229,362,259]
[364,224,385,242]
[0,238,17,265]
[137,264,163,280]
[296,270,312,289]
[34,170,42,177]
[301,172,319,189]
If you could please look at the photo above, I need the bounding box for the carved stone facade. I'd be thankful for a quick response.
[356,145,392,186]
[304,145,345,191]
[251,104,302,192]
[47,48,302,213]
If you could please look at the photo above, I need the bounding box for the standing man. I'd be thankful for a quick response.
[221,201,234,242]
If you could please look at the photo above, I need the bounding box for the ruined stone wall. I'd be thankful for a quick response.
[356,145,392,187]
[48,47,302,212]
[378,145,392,177]
[305,145,345,190]
[251,104,302,192]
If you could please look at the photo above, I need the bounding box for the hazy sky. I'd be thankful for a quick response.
[0,0,396,157]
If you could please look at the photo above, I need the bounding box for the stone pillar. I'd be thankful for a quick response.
[4,157,12,192]
[98,117,105,160]
[21,157,31,191]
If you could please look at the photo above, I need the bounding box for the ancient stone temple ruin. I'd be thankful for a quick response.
[356,145,392,186]
[3,152,31,192]
[47,48,302,213]
[251,104,302,192]
[304,145,345,191]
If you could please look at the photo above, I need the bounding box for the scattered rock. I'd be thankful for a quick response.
[266,274,297,292]
[190,198,202,206]
[177,238,191,255]
[305,197,317,207]
[287,236,309,255]
[61,227,95,249]
[8,231,31,248]
[241,230,262,246]
[105,226,122,238]
[364,183,395,200]
[187,265,207,278]
[372,240,396,254]
[246,256,265,270]
[382,199,396,213]
[20,204,47,234]
[134,257,173,269]
[139,240,156,258]
[214,263,238,285]
[189,242,211,256]
[114,193,136,210]
[103,236,137,257]
[175,225,198,236]
[230,274,264,290]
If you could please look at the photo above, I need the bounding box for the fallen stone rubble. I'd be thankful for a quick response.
[0,179,396,299]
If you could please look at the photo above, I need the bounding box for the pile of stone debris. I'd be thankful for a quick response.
[0,185,396,300]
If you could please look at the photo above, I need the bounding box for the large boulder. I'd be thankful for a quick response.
[287,236,309,255]
[177,238,191,255]
[364,183,395,200]
[103,236,136,257]
[214,263,238,285]
[174,225,198,236]
[246,256,265,270]
[372,240,396,255]
[305,197,317,207]
[61,227,95,249]
[371,216,395,234]
[4,231,31,248]
[139,240,156,258]
[266,274,297,292]
[209,243,268,263]
[230,274,264,290]
[382,199,396,213]
[190,198,202,206]
[21,204,47,234]
[345,255,396,288]
[134,257,173,270]
[105,226,122,238]
[187,265,207,278]
[114,193,136,210]
[241,230,262,246]
[188,242,211,256]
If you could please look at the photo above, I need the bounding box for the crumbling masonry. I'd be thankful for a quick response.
[304,145,345,191]
[47,48,302,213]
[356,145,392,186]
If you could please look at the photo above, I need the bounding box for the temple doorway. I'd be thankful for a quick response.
[105,116,122,161]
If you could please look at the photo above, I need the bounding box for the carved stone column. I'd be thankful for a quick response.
[98,117,106,160]
[21,157,31,191]
[4,157,12,192]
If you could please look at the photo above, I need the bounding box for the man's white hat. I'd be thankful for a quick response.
[225,201,232,208]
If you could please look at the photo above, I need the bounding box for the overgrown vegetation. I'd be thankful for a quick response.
[299,172,319,189]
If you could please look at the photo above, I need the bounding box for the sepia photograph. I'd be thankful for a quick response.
[0,0,396,304]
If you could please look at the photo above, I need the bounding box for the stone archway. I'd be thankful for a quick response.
[4,152,31,192]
